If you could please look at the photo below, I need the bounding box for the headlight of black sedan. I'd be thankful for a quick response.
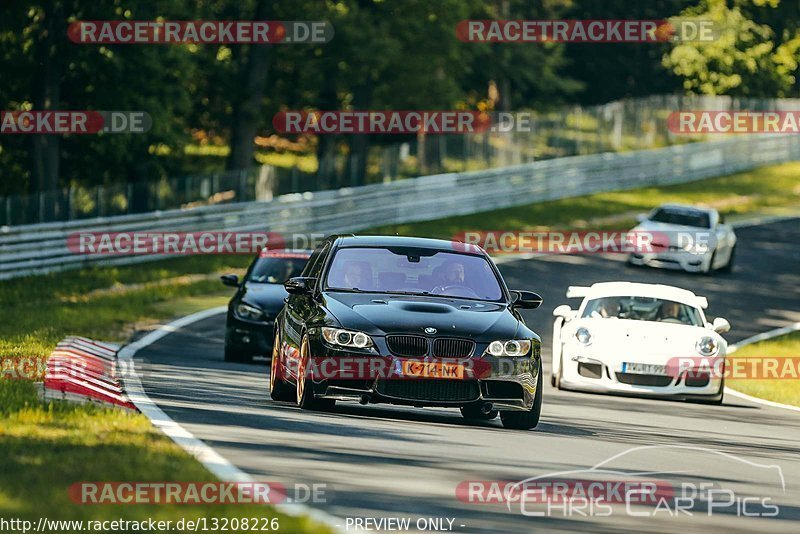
[484,339,532,357]
[321,327,375,350]
[235,303,267,322]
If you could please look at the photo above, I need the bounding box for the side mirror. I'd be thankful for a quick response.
[285,276,316,295]
[510,290,542,309]
[553,304,574,319]
[712,317,731,334]
[220,274,239,287]
[636,213,648,223]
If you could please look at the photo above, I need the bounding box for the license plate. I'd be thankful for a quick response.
[402,360,464,379]
[621,362,668,375]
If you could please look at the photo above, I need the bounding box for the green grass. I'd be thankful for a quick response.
[370,161,800,238]
[2,160,800,529]
[0,255,329,532]
[727,332,800,407]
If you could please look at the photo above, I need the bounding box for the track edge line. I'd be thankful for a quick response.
[117,305,346,533]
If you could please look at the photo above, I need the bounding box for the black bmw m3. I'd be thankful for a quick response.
[271,235,545,430]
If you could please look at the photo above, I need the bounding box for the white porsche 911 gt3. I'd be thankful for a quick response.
[628,204,736,274]
[551,282,731,404]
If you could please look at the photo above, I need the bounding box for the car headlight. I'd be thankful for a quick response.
[485,339,532,357]
[575,327,592,346]
[235,303,266,321]
[321,327,375,350]
[696,336,719,356]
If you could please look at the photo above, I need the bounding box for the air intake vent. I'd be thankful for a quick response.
[433,338,475,358]
[386,335,428,357]
[616,373,673,387]
[377,379,480,402]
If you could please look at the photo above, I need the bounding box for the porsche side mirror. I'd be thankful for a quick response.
[285,276,316,295]
[553,304,574,319]
[636,213,648,223]
[220,274,239,287]
[511,290,542,309]
[712,317,731,334]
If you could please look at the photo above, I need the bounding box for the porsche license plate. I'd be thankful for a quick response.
[621,362,668,375]
[402,360,464,379]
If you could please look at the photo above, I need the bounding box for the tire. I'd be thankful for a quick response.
[296,335,335,411]
[460,404,498,420]
[693,380,725,405]
[702,251,717,276]
[224,345,251,363]
[500,362,543,430]
[269,334,294,401]
[719,245,735,273]
[552,356,563,390]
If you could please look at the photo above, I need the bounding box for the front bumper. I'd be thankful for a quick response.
[560,353,723,400]
[629,250,711,272]
[295,334,542,411]
[225,313,275,356]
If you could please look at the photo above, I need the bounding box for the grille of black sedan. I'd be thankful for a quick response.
[377,379,480,402]
[432,337,475,358]
[386,335,428,357]
[615,373,673,387]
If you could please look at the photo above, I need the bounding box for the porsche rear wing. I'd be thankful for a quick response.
[566,285,709,308]
[566,286,590,299]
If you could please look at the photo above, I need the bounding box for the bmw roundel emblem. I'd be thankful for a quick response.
[424,327,437,335]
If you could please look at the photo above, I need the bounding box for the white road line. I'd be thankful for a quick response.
[725,322,800,413]
[117,306,346,533]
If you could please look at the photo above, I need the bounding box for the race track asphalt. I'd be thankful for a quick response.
[133,219,800,533]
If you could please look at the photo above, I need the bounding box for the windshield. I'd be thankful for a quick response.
[324,247,504,301]
[650,208,711,228]
[581,296,703,326]
[247,256,307,284]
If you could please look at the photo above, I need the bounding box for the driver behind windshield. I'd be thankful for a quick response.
[591,299,620,318]
[658,301,683,322]
[443,261,466,285]
[342,261,370,289]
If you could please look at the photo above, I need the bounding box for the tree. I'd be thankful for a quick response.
[663,0,800,97]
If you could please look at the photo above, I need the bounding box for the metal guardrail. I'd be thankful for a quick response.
[1,135,798,280]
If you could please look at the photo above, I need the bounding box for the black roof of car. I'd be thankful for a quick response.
[259,249,314,259]
[334,235,479,252]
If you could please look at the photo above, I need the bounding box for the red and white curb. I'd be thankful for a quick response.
[43,336,137,411]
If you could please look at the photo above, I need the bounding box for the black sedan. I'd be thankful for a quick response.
[270,235,545,430]
[221,250,312,362]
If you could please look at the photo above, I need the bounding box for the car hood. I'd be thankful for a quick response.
[240,282,288,316]
[565,317,725,361]
[322,292,525,339]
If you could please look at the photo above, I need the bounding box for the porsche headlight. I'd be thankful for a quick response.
[696,336,719,356]
[575,327,592,346]
[486,339,532,357]
[321,327,375,350]
[235,303,266,321]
